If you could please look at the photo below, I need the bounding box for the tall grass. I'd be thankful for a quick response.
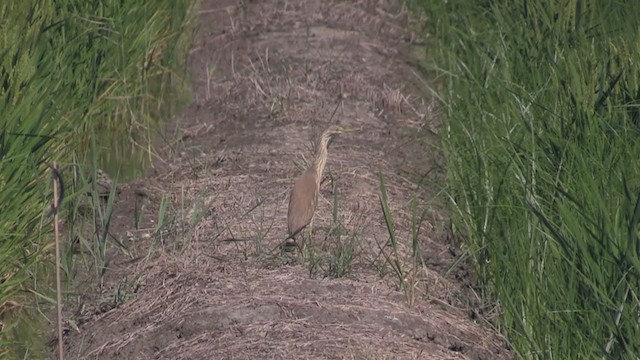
[417,0,640,358]
[0,1,194,356]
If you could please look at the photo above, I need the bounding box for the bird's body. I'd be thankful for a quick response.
[285,125,350,247]
[287,168,319,239]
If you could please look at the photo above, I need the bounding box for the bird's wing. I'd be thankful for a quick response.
[287,170,318,237]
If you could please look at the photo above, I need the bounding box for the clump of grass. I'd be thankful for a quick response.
[327,234,358,279]
[296,179,361,279]
[419,0,640,357]
[64,152,129,287]
[326,185,359,279]
[377,174,426,306]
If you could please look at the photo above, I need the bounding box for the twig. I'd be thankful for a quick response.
[328,95,342,124]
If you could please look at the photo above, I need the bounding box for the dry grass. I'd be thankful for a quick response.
[71,254,507,360]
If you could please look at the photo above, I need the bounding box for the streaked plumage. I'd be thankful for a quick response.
[286,125,350,247]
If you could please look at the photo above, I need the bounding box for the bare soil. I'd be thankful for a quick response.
[59,1,512,359]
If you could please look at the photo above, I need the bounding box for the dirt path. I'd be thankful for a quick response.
[62,1,511,359]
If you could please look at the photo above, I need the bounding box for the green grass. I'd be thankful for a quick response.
[377,174,427,306]
[416,0,640,358]
[0,1,194,357]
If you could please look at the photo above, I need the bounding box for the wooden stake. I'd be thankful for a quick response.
[52,162,64,360]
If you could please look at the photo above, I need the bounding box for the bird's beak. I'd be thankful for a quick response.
[336,127,355,134]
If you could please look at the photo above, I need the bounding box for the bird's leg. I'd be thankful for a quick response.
[298,218,314,257]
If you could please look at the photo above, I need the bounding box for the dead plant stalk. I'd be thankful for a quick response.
[52,163,64,360]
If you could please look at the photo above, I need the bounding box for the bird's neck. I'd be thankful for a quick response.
[312,137,330,186]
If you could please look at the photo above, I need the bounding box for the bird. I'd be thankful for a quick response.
[284,125,352,249]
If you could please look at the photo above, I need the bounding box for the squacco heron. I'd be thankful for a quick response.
[285,125,351,248]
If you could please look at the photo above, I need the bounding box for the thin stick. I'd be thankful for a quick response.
[52,162,64,360]
[328,96,342,123]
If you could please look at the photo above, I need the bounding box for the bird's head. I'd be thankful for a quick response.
[322,125,354,148]
[327,125,353,135]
